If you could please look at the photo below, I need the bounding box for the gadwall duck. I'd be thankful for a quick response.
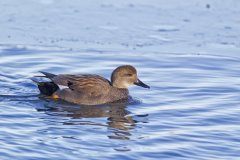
[34,65,150,105]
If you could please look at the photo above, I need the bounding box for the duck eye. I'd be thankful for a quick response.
[125,74,132,77]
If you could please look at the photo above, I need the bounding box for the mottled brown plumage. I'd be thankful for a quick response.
[37,65,150,105]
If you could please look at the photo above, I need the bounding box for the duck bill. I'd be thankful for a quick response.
[134,79,150,89]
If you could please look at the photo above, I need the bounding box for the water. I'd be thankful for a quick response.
[1,0,240,160]
[1,49,240,160]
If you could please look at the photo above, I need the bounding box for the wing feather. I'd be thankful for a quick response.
[52,74,111,97]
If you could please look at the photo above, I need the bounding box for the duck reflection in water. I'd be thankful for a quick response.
[37,98,146,140]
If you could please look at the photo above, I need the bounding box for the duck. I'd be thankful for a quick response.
[34,65,150,105]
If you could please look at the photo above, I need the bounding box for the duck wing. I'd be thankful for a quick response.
[52,74,111,96]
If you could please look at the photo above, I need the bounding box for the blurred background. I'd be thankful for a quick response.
[1,0,240,56]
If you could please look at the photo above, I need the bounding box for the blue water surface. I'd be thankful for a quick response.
[1,48,240,160]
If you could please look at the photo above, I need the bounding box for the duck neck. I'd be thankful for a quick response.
[112,80,121,88]
[110,87,129,100]
[112,80,129,89]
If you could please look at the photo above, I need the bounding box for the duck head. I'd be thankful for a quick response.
[111,65,150,89]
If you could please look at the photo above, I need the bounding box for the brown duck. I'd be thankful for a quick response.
[34,65,150,105]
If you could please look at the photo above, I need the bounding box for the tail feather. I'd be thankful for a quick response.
[31,78,59,96]
[38,82,59,96]
[39,71,57,79]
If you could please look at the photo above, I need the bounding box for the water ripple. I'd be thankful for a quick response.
[0,48,240,159]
